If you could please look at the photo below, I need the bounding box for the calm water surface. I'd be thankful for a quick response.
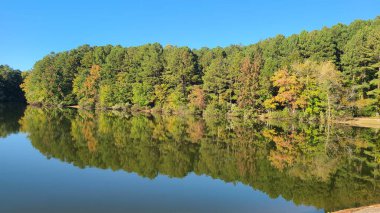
[1,104,379,213]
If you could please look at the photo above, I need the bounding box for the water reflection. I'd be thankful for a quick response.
[4,105,380,212]
[0,104,24,138]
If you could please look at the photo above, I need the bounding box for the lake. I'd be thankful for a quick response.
[1,104,379,213]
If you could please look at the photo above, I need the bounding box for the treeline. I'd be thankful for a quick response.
[21,17,380,119]
[0,65,25,102]
[18,107,380,211]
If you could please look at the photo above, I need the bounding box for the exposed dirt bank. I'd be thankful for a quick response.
[334,117,380,129]
[333,204,380,213]
[67,105,80,109]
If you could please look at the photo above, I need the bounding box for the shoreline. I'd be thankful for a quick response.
[32,104,380,129]
[333,204,380,213]
[67,105,80,109]
[334,117,380,129]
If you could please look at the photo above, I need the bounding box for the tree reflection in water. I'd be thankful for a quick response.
[3,105,378,212]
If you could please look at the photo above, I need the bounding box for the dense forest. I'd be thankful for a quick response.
[20,17,380,120]
[0,65,24,102]
[14,106,380,212]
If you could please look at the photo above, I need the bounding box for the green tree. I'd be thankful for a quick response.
[237,50,263,110]
[342,24,380,114]
[0,65,24,102]
[164,46,199,98]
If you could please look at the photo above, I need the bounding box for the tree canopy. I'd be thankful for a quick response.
[20,17,380,119]
[0,65,24,102]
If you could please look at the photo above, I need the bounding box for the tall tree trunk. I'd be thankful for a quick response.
[327,93,332,122]
[325,122,331,153]
[181,75,186,97]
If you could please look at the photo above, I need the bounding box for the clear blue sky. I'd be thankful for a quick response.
[1,0,379,71]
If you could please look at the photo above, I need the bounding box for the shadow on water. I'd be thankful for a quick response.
[0,103,25,138]
[2,105,380,212]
